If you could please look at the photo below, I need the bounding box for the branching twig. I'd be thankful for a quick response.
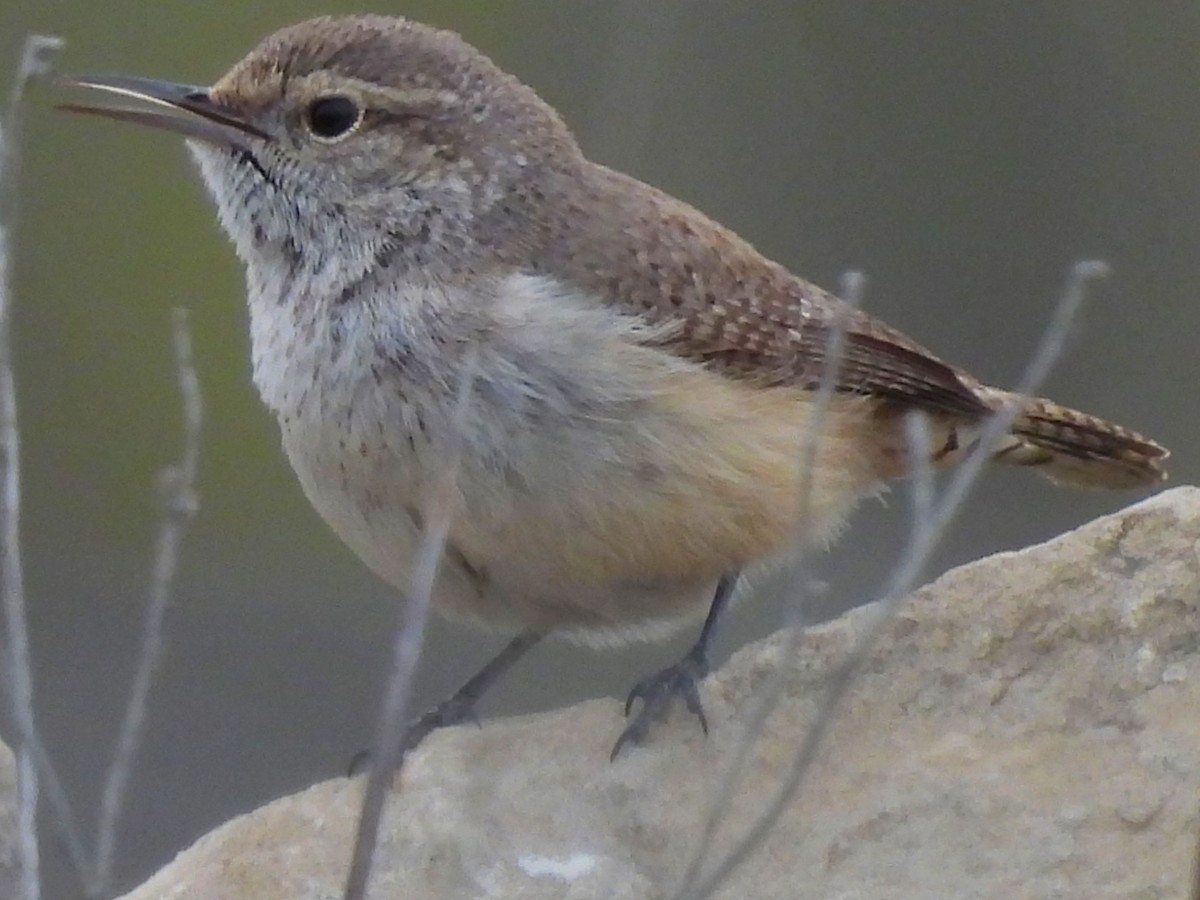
[678,261,1106,899]
[674,273,864,895]
[0,34,65,900]
[24,729,88,888]
[91,309,202,897]
[1192,809,1200,900]
[343,351,478,900]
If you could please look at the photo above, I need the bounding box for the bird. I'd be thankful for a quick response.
[61,14,1169,758]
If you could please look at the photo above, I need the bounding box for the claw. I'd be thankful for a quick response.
[403,693,480,750]
[347,692,484,775]
[346,748,372,777]
[345,631,541,772]
[611,649,710,760]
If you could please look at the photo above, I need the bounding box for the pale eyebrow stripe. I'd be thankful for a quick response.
[299,71,461,110]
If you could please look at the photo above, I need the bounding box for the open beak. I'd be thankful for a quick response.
[58,74,269,146]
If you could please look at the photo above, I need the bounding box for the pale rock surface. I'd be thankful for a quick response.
[116,486,1200,899]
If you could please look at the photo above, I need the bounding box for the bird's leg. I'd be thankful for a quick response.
[404,630,543,749]
[611,573,739,760]
[348,630,538,768]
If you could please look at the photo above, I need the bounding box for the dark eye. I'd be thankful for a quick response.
[306,96,362,141]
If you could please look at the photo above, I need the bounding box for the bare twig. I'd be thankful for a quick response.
[343,351,478,900]
[0,33,65,900]
[1193,814,1200,900]
[23,729,89,888]
[903,411,937,532]
[674,273,863,895]
[679,261,1106,899]
[91,309,202,897]
[1192,809,1200,900]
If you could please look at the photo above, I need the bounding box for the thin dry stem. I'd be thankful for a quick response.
[675,273,864,894]
[0,34,65,900]
[1192,814,1200,900]
[678,261,1107,900]
[343,352,478,900]
[25,730,88,887]
[91,309,202,897]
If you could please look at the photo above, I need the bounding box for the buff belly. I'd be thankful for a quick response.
[280,364,889,646]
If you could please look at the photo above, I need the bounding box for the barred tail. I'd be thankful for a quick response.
[982,391,1168,489]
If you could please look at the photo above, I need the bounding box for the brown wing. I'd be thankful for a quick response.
[521,162,1167,487]
[537,162,989,419]
[686,286,992,419]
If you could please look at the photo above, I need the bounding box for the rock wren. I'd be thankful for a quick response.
[62,14,1168,756]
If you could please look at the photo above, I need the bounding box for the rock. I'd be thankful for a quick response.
[119,486,1200,900]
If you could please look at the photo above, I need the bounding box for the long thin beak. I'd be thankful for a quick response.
[58,74,270,145]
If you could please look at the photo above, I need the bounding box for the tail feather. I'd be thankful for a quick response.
[984,392,1168,489]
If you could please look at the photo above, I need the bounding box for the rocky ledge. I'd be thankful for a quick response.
[9,487,1200,898]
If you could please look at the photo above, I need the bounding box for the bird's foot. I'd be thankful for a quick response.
[611,647,709,760]
[348,632,542,774]
[403,692,483,752]
[347,694,481,776]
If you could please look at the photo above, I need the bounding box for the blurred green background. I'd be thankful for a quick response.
[1,1,1197,894]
